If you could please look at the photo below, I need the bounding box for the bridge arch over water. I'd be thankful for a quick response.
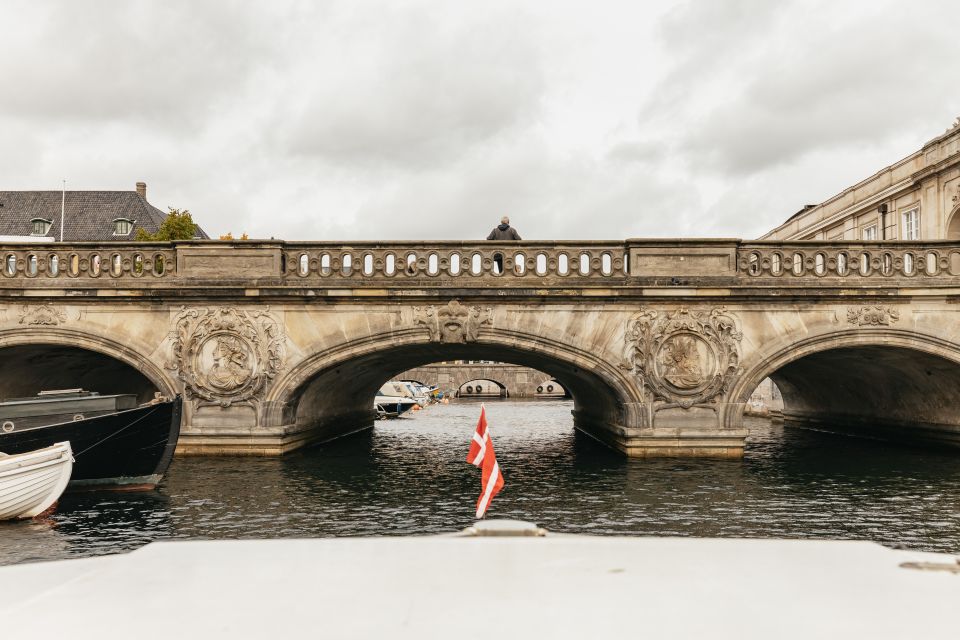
[263,327,643,452]
[731,330,960,446]
[0,327,176,404]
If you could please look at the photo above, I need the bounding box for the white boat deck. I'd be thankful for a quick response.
[1,526,958,639]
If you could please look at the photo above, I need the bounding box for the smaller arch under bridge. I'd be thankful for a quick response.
[3,239,960,458]
[398,363,567,398]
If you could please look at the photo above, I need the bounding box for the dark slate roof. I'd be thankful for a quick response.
[0,190,209,241]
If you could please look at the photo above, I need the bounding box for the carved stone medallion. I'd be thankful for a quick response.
[169,307,285,408]
[18,304,66,326]
[623,307,742,408]
[413,300,493,343]
[846,305,900,326]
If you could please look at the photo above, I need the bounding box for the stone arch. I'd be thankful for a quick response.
[535,378,570,398]
[265,327,642,449]
[456,378,508,398]
[727,328,960,447]
[945,202,960,240]
[0,327,177,403]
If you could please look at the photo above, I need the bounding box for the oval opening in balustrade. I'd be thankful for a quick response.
[925,251,939,276]
[813,252,826,276]
[951,251,960,276]
[836,252,848,276]
[748,252,761,276]
[132,254,144,276]
[363,253,374,276]
[579,253,590,275]
[601,252,612,276]
[427,253,439,276]
[471,253,482,276]
[404,253,417,276]
[882,252,893,276]
[108,254,121,277]
[48,254,59,277]
[903,252,915,275]
[557,253,568,276]
[298,253,309,276]
[90,254,102,277]
[792,252,804,276]
[4,254,15,277]
[514,252,526,276]
[770,252,782,276]
[26,254,38,277]
[321,253,332,276]
[449,253,461,276]
[279,253,287,274]
[153,254,165,276]
[536,253,547,276]
[384,254,396,276]
[859,252,871,276]
[492,252,504,275]
[623,252,630,275]
[68,254,79,277]
[342,254,353,276]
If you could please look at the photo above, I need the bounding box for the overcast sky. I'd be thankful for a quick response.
[2,0,958,240]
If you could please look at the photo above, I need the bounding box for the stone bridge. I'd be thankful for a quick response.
[398,363,567,397]
[2,239,960,457]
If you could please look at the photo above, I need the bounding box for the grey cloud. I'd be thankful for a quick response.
[274,5,545,168]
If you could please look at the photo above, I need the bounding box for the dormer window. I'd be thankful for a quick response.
[113,218,134,236]
[31,218,52,236]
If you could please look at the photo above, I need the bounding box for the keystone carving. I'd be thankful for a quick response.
[413,300,493,343]
[623,307,742,408]
[18,304,67,326]
[169,307,286,408]
[847,305,900,326]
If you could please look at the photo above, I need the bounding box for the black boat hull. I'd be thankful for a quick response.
[0,397,182,490]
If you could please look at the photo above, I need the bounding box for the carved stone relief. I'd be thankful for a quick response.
[18,304,67,326]
[413,300,492,343]
[623,307,742,408]
[169,307,285,408]
[847,305,900,326]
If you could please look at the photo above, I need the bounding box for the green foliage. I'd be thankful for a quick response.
[135,208,198,241]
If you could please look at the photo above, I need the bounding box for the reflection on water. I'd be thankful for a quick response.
[3,400,960,565]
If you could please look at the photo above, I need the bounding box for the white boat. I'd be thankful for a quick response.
[0,441,73,520]
[374,383,419,418]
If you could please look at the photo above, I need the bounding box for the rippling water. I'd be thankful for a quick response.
[3,399,960,565]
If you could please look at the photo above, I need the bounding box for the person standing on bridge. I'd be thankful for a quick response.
[486,216,522,241]
[487,216,521,274]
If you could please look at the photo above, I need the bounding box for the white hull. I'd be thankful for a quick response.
[0,441,73,520]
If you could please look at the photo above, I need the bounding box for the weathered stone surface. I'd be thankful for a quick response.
[1,239,960,458]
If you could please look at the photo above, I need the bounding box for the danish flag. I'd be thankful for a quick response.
[466,405,504,519]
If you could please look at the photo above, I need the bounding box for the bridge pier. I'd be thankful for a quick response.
[573,403,749,458]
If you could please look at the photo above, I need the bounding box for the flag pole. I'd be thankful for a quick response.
[60,179,65,242]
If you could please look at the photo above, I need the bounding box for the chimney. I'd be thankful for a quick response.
[136,181,147,199]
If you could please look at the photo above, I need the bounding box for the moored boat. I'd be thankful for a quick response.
[374,382,419,418]
[0,391,181,491]
[0,441,73,520]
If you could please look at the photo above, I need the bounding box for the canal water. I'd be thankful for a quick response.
[3,400,960,565]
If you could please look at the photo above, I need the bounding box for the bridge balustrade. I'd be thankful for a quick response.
[280,243,630,281]
[0,245,176,279]
[738,243,960,280]
[3,240,960,283]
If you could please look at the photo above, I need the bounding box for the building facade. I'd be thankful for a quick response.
[763,118,960,241]
[0,182,208,241]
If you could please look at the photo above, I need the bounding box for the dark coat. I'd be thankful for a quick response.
[486,224,521,240]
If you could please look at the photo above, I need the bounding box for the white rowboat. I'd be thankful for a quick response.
[0,441,73,520]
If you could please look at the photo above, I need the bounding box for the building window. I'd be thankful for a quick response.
[113,218,133,236]
[31,219,52,236]
[902,208,920,240]
[862,225,878,241]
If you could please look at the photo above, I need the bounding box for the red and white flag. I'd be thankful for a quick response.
[466,405,504,519]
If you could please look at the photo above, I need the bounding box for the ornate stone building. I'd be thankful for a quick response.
[763,118,960,241]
